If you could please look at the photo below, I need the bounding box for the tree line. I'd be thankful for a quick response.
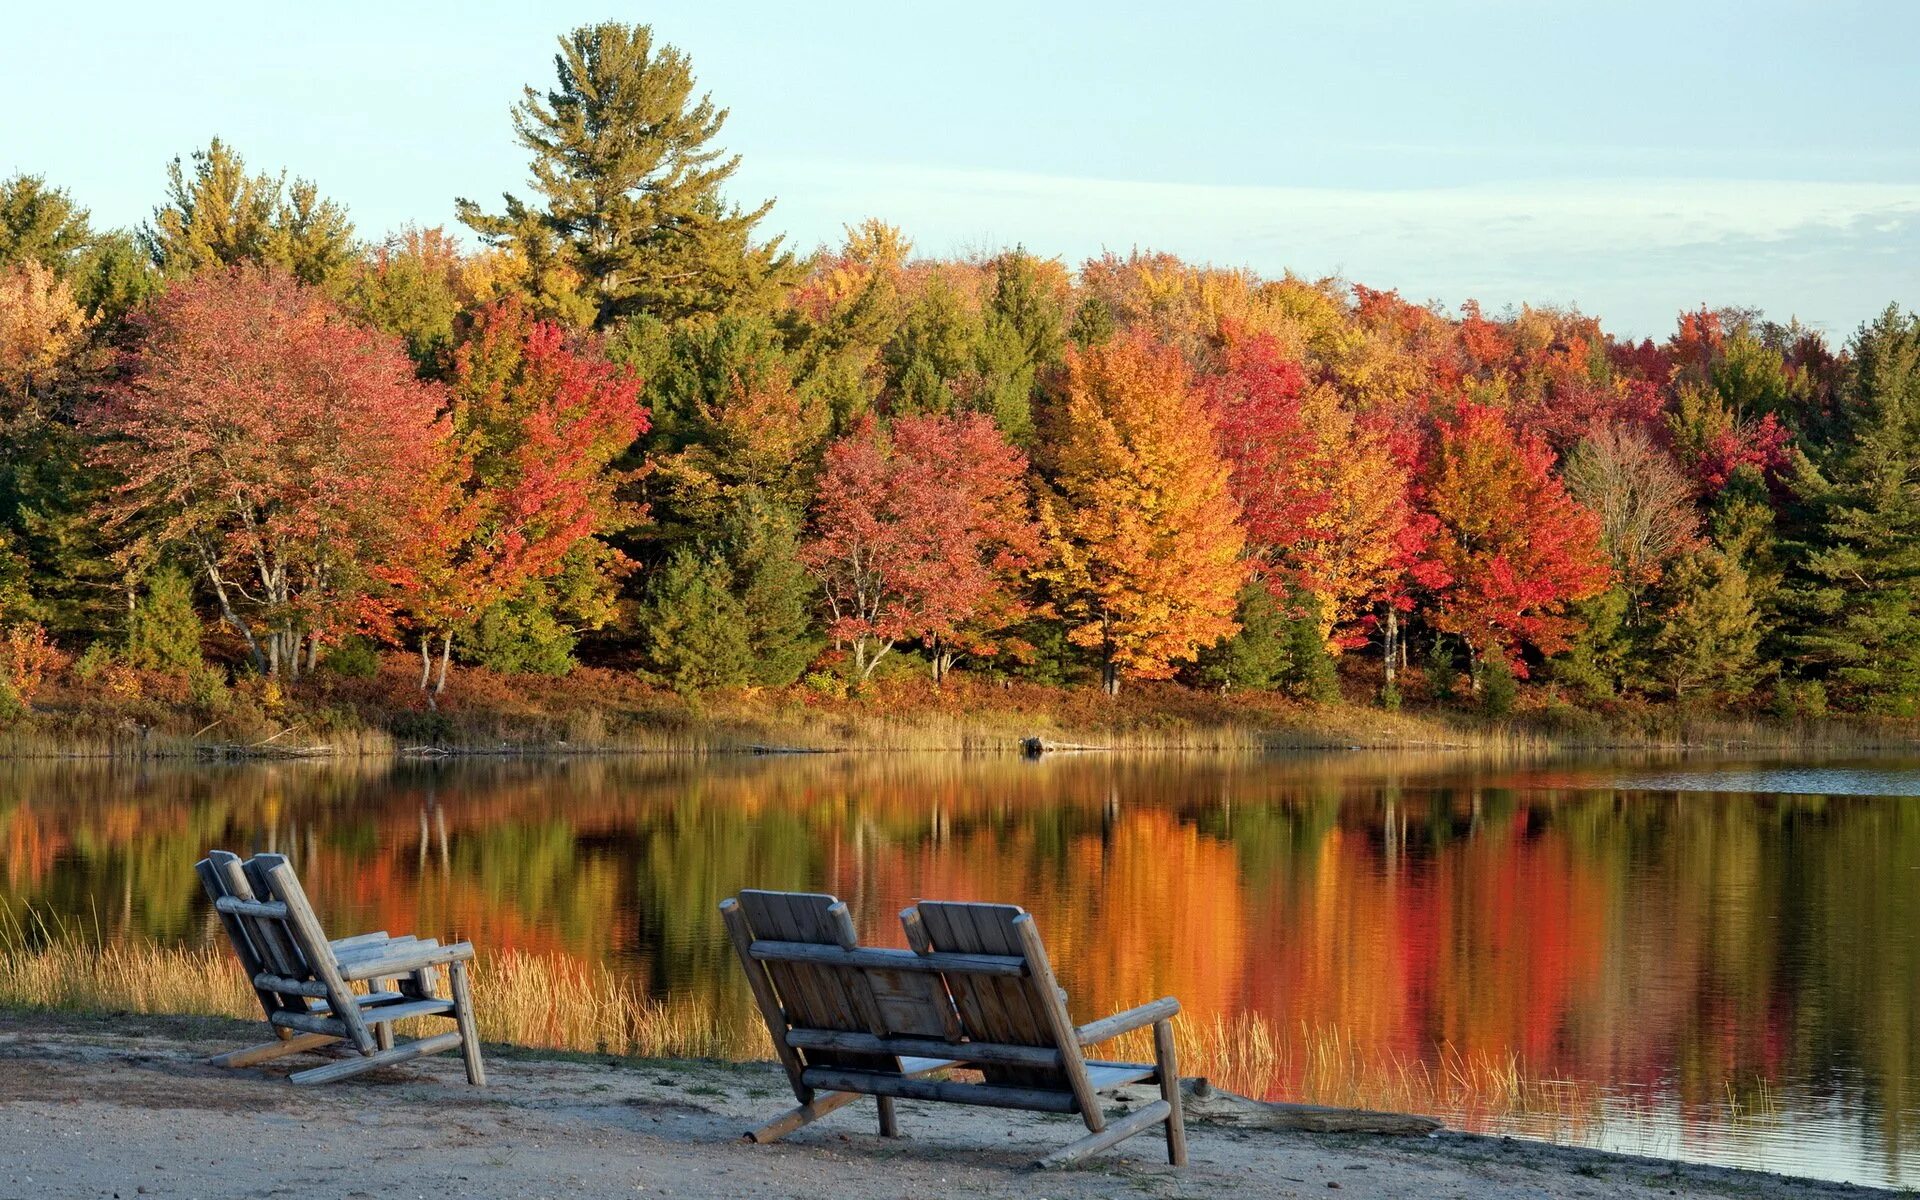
[1,20,1918,718]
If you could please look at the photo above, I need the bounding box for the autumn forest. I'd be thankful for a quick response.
[3,20,1920,741]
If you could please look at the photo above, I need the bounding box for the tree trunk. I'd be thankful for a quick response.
[434,631,452,695]
[1103,659,1120,696]
[1383,605,1398,690]
[307,636,320,675]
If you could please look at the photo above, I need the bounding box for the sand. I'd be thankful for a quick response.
[0,1011,1890,1199]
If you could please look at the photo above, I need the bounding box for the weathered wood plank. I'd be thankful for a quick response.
[448,959,486,1086]
[1076,997,1181,1046]
[784,1027,1060,1069]
[720,899,811,1104]
[748,940,1028,977]
[799,1067,1079,1113]
[336,941,473,982]
[287,1030,463,1086]
[1014,913,1105,1129]
[1034,1100,1171,1169]
[1155,1019,1188,1166]
[212,896,289,919]
[258,855,376,1054]
[207,1032,337,1068]
[743,1089,861,1144]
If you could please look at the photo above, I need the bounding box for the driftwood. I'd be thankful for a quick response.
[1018,737,1110,758]
[1114,1077,1442,1135]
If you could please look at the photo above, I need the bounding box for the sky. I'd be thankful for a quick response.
[3,0,1916,338]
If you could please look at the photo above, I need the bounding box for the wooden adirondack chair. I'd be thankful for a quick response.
[195,850,486,1086]
[720,889,1186,1168]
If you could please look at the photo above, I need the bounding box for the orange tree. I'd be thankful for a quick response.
[1035,332,1245,694]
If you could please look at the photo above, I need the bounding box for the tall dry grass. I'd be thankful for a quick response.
[1,907,1591,1125]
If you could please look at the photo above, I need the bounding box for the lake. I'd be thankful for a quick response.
[2,749,1916,1188]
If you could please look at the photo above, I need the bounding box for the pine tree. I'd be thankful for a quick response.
[1195,582,1289,693]
[0,175,93,272]
[640,546,751,693]
[721,491,816,686]
[1649,549,1760,700]
[143,139,354,286]
[1780,306,1920,713]
[123,566,204,672]
[457,22,792,329]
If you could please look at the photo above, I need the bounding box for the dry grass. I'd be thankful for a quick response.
[1,908,1592,1127]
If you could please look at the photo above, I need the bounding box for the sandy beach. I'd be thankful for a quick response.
[0,1010,1890,1200]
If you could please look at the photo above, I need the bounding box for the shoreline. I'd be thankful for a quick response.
[5,665,1920,762]
[0,1009,1896,1198]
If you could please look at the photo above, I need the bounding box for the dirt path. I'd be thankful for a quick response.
[0,1012,1888,1199]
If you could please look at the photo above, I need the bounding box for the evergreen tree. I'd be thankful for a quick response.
[640,546,751,693]
[1552,585,1633,700]
[1195,581,1290,692]
[1649,549,1761,701]
[1780,306,1920,713]
[123,566,204,672]
[458,22,792,329]
[1280,590,1341,703]
[468,591,578,676]
[69,230,159,321]
[721,491,816,686]
[0,174,93,272]
[143,139,355,286]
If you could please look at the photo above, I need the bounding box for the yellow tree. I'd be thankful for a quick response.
[1037,333,1245,693]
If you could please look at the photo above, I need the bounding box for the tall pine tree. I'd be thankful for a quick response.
[458,22,793,329]
[1781,305,1920,713]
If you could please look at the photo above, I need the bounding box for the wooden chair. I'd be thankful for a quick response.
[720,889,1186,1168]
[195,850,486,1086]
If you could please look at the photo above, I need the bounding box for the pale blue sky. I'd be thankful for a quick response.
[4,1,1916,338]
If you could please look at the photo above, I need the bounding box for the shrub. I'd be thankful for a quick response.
[123,567,204,672]
[71,641,116,682]
[186,664,232,713]
[1478,654,1518,718]
[322,636,380,678]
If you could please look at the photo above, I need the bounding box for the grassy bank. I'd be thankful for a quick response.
[0,904,1595,1131]
[6,654,1920,759]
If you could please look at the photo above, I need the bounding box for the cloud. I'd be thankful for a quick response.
[743,159,1920,338]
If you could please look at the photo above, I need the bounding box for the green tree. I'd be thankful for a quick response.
[143,139,355,285]
[721,491,816,686]
[0,174,93,271]
[123,566,204,672]
[1280,591,1341,703]
[341,226,469,371]
[457,22,792,329]
[1780,306,1920,713]
[1552,585,1634,701]
[1195,581,1290,692]
[1649,549,1761,701]
[640,547,751,693]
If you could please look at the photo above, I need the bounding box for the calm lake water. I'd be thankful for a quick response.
[2,749,1917,1188]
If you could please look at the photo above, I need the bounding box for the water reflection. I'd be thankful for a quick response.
[1,750,1916,1188]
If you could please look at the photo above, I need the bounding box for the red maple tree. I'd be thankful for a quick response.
[802,411,1038,681]
[1419,403,1609,673]
[89,265,447,678]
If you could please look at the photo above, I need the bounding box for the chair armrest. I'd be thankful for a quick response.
[1075,997,1181,1046]
[337,940,475,982]
[330,931,400,951]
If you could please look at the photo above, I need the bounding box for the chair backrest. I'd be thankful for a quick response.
[730,890,903,1075]
[196,850,374,1052]
[909,900,1095,1095]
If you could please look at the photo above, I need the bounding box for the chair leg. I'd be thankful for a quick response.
[745,1090,862,1144]
[1035,1100,1172,1169]
[289,1030,464,1086]
[877,1095,900,1137]
[448,960,486,1086]
[1154,1018,1188,1166]
[208,1031,338,1069]
[373,978,396,1051]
